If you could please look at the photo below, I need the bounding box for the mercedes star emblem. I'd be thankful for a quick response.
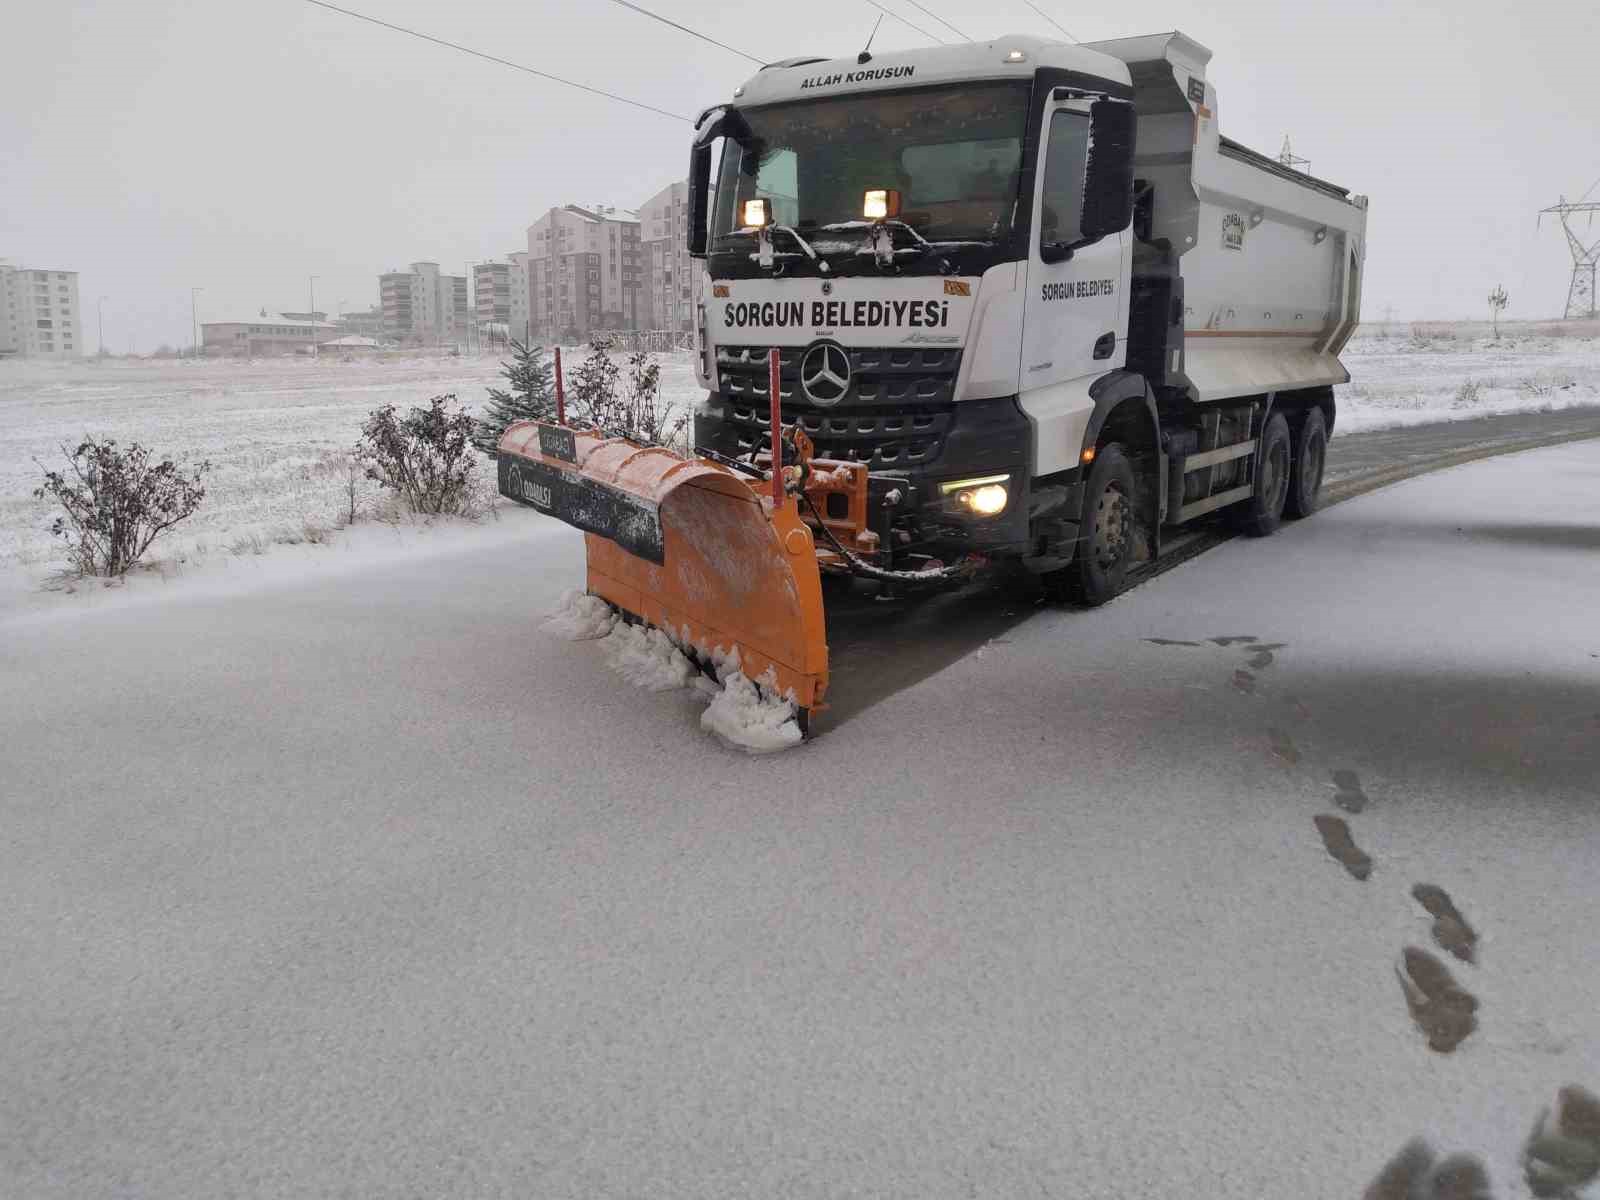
[799,342,851,406]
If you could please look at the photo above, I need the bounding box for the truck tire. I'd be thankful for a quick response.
[1232,412,1291,537]
[1046,442,1136,606]
[1285,407,1327,519]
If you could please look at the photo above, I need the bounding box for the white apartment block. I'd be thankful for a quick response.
[473,261,511,336]
[507,252,530,344]
[639,181,696,333]
[379,261,469,346]
[526,205,643,341]
[0,261,83,358]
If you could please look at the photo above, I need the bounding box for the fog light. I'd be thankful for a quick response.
[940,473,1010,516]
[966,484,1008,515]
[742,198,772,228]
[863,188,901,220]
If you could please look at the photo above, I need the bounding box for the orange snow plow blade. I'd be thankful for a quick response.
[497,421,830,714]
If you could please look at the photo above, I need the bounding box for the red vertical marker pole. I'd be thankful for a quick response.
[554,345,566,426]
[768,347,783,504]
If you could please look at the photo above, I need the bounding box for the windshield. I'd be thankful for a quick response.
[711,81,1031,247]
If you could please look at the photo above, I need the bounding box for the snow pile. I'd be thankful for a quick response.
[542,589,617,640]
[542,591,803,751]
[699,670,804,754]
[599,620,697,692]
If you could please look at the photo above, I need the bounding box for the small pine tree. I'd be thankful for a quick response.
[473,340,554,457]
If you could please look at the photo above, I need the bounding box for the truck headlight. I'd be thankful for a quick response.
[939,473,1010,516]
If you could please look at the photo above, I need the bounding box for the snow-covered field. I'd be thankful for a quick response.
[1340,320,1600,433]
[1,322,1596,574]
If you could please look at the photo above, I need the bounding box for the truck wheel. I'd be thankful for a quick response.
[1232,412,1291,537]
[1047,442,1136,606]
[1285,407,1327,519]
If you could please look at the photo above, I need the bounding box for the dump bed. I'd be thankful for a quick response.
[1086,33,1368,403]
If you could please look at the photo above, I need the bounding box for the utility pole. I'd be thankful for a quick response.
[191,287,203,358]
[97,296,106,358]
[309,275,319,356]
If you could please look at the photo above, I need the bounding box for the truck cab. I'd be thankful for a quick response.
[688,32,1367,601]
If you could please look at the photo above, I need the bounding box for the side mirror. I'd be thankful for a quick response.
[1079,98,1137,242]
[1040,98,1137,264]
[687,105,751,258]
[687,141,714,257]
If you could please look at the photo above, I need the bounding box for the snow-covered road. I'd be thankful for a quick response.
[2,442,1598,1198]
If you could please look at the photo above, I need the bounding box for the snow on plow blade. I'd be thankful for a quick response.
[498,422,830,714]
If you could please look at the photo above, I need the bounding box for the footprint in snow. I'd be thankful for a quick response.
[1412,884,1478,964]
[1209,634,1260,646]
[1143,637,1202,647]
[1232,669,1257,694]
[1396,945,1478,1054]
[1332,768,1371,814]
[1314,813,1372,881]
[1363,1140,1493,1200]
[1523,1085,1600,1199]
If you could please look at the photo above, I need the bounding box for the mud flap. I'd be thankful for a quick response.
[499,422,830,712]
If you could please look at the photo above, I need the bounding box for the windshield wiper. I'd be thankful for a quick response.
[735,224,832,274]
[772,225,820,262]
[815,220,950,269]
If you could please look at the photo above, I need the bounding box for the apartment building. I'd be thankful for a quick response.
[473,261,510,335]
[507,252,530,344]
[0,261,82,358]
[379,261,468,346]
[526,205,643,341]
[638,181,696,333]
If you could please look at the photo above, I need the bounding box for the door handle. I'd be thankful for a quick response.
[1093,331,1116,360]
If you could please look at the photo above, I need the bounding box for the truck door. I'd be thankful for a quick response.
[1020,98,1129,474]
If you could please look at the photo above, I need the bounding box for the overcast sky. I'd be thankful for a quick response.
[4,0,1595,352]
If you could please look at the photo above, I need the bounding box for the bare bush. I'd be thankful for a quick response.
[33,437,210,576]
[356,395,481,516]
[566,337,689,450]
[568,337,622,421]
[337,451,363,525]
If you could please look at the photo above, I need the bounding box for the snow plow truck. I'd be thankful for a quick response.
[498,31,1368,732]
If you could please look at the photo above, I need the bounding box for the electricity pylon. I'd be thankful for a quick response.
[1539,187,1600,319]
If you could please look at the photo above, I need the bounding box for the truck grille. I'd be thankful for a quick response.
[715,344,962,468]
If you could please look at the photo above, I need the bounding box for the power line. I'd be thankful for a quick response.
[301,0,691,123]
[902,0,970,41]
[863,0,945,44]
[603,0,764,65]
[1022,0,1077,42]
